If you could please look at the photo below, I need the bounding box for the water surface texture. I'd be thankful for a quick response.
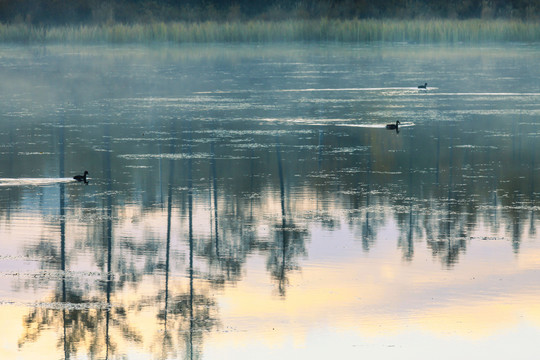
[1,43,540,359]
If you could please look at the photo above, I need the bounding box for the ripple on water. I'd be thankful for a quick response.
[0,178,75,186]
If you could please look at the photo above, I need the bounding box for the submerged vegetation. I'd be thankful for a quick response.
[0,19,539,43]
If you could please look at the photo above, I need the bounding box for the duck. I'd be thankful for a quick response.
[73,171,88,183]
[386,120,400,130]
[418,83,427,89]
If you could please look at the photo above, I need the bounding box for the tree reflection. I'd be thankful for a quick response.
[202,141,246,285]
[17,114,142,359]
[7,89,540,358]
[157,136,176,358]
[361,150,375,251]
[267,140,307,297]
[397,132,416,262]
[426,133,467,268]
[154,126,219,360]
[528,138,536,238]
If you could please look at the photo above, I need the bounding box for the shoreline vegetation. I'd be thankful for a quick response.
[0,19,539,44]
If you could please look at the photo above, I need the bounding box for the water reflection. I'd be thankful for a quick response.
[2,43,540,358]
[270,139,307,296]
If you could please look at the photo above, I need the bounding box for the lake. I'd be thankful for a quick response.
[1,42,540,359]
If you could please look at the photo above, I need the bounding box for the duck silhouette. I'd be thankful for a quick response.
[73,171,88,183]
[418,83,427,89]
[386,120,400,130]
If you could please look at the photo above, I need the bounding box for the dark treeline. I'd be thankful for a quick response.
[0,0,538,25]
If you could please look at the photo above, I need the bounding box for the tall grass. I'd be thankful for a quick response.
[0,19,539,43]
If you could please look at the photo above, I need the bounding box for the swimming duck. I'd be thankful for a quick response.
[386,120,400,130]
[73,171,88,182]
[418,83,427,89]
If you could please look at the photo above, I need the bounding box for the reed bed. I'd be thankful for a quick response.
[0,19,539,43]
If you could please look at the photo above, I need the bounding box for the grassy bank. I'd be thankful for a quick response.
[0,19,539,43]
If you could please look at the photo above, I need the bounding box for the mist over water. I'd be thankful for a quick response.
[1,43,540,359]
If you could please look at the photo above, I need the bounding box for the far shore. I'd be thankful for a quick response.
[0,19,539,44]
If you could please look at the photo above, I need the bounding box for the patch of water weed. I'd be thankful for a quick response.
[470,236,506,241]
[0,300,112,310]
[16,152,53,155]
[197,129,313,136]
[119,152,212,160]
[326,146,369,154]
[454,145,499,149]
[0,269,107,280]
[232,143,273,149]
[0,255,56,262]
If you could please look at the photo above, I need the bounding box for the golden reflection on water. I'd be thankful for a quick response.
[3,202,540,359]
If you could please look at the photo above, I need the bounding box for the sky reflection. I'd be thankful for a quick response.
[1,43,540,359]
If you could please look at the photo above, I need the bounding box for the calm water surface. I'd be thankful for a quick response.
[1,43,540,359]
